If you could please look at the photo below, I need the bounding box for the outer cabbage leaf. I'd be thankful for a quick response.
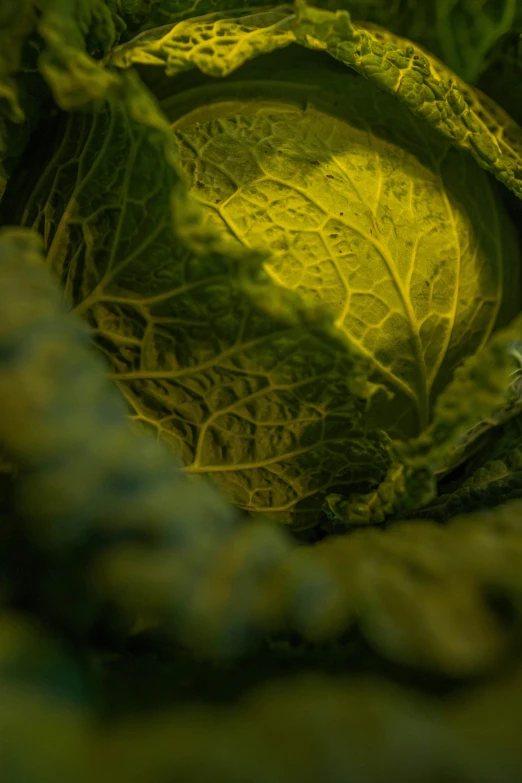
[0,227,242,640]
[311,501,522,673]
[433,340,522,477]
[325,315,522,526]
[102,664,522,781]
[0,0,127,200]
[111,0,522,104]
[413,457,522,524]
[410,410,522,522]
[310,0,521,86]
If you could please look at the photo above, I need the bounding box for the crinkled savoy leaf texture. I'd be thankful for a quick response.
[10,0,521,528]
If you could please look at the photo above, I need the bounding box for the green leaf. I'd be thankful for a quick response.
[310,0,521,85]
[325,315,522,526]
[413,411,522,522]
[0,226,237,539]
[0,0,127,202]
[0,226,244,641]
[36,0,123,57]
[108,6,296,75]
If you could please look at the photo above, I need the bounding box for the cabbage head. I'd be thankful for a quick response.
[2,0,522,529]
